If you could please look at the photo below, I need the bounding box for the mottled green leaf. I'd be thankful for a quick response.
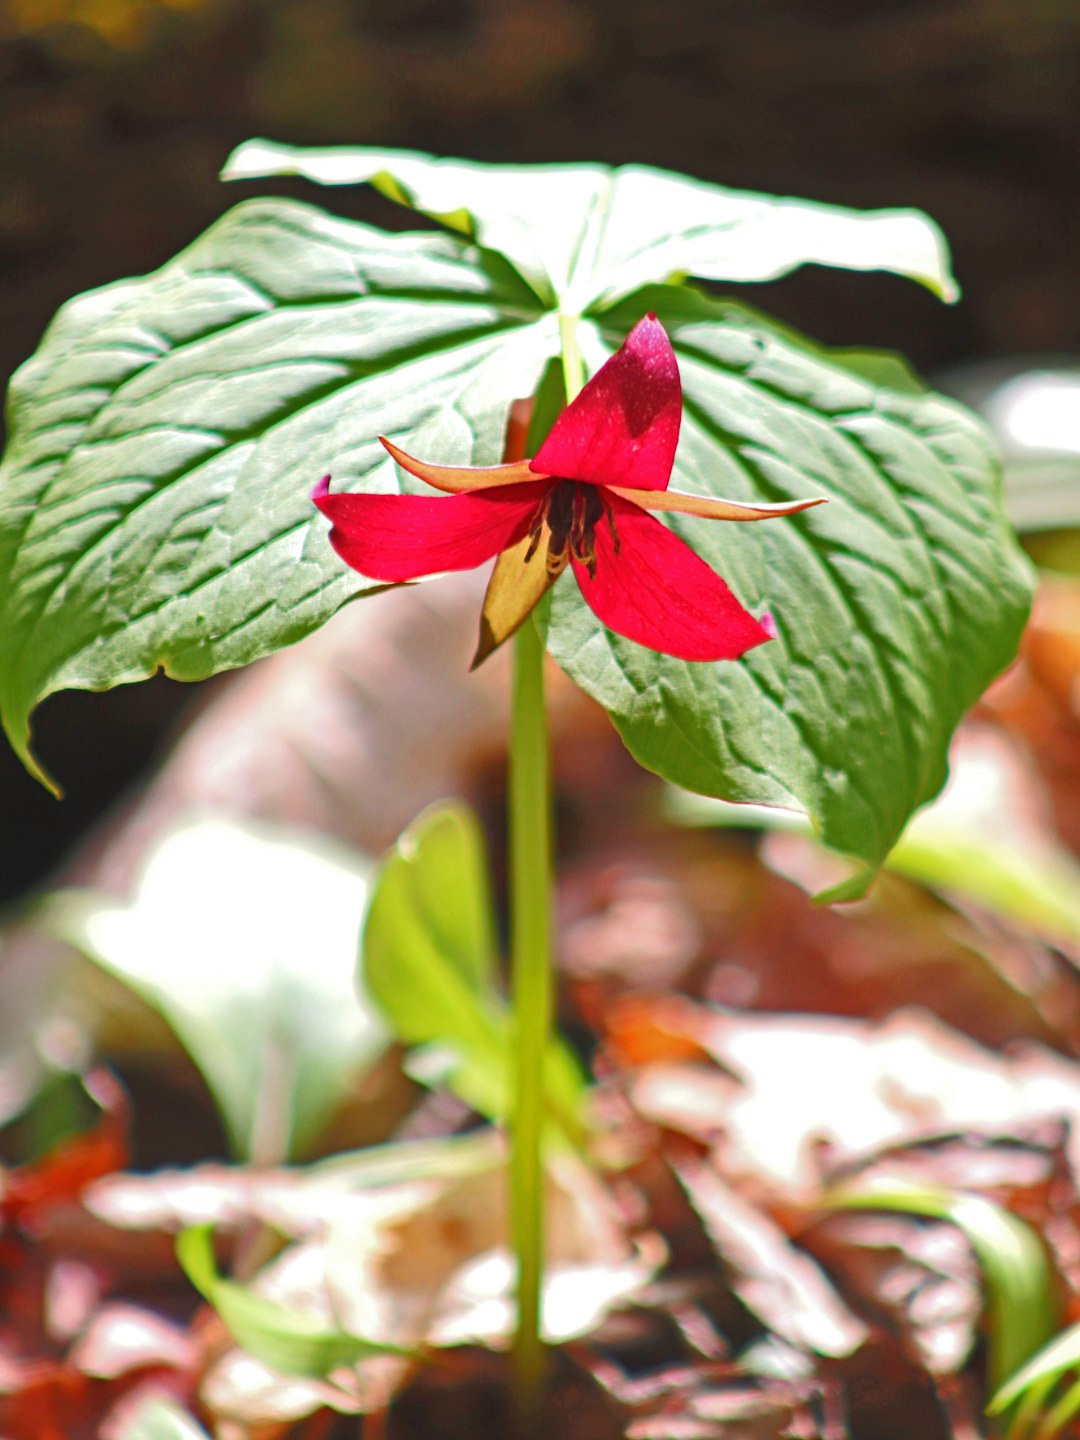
[540,288,1032,885]
[0,197,552,788]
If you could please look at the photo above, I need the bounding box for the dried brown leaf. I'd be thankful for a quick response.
[675,1161,867,1359]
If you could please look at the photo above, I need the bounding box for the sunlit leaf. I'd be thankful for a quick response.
[677,1159,866,1359]
[224,140,960,307]
[50,815,386,1161]
[0,157,1029,885]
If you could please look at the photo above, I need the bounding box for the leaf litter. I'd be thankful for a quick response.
[4,571,1080,1436]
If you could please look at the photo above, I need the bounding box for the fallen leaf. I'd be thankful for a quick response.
[675,1161,866,1359]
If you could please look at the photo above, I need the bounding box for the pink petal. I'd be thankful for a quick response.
[571,490,773,660]
[313,475,549,582]
[531,314,681,492]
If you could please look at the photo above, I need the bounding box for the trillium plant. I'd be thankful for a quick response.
[0,144,1032,1423]
[315,313,825,1399]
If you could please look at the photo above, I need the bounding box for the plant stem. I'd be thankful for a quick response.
[509,615,552,1421]
[558,311,585,404]
[508,314,583,1426]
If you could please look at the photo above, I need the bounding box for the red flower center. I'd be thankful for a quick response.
[524,480,621,582]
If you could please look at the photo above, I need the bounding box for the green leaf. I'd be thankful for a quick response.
[177,1225,401,1377]
[363,802,584,1134]
[0,196,553,789]
[0,156,1023,882]
[363,802,506,1116]
[223,140,960,308]
[990,1320,1080,1439]
[381,800,498,995]
[117,1400,212,1440]
[49,816,386,1161]
[540,287,1033,883]
[827,1183,1058,1393]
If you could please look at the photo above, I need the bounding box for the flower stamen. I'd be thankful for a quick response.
[523,492,550,565]
[544,481,575,578]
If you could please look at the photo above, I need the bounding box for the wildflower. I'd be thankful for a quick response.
[314,315,823,666]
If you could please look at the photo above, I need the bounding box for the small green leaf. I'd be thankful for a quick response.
[363,802,584,1134]
[991,1321,1080,1414]
[363,802,507,1116]
[827,1183,1058,1393]
[223,141,960,307]
[50,816,386,1162]
[383,801,497,994]
[177,1225,401,1377]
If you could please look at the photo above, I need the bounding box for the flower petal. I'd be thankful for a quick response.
[531,314,681,492]
[313,475,548,582]
[472,530,561,669]
[609,486,828,522]
[380,437,539,493]
[570,490,773,660]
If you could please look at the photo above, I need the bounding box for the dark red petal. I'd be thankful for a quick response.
[571,490,773,660]
[313,477,550,582]
[531,314,681,492]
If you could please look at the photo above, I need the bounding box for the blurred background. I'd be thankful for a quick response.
[4,13,1080,1433]
[0,0,1078,893]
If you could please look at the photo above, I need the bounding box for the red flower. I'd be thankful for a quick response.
[314,315,824,667]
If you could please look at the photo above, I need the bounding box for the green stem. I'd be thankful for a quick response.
[509,617,552,1420]
[508,313,583,1426]
[558,311,585,403]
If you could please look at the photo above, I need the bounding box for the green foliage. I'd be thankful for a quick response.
[990,1319,1080,1440]
[0,148,1032,882]
[223,140,960,306]
[827,1183,1058,1396]
[176,1225,402,1378]
[0,198,547,791]
[50,817,386,1162]
[543,288,1030,889]
[362,802,584,1136]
